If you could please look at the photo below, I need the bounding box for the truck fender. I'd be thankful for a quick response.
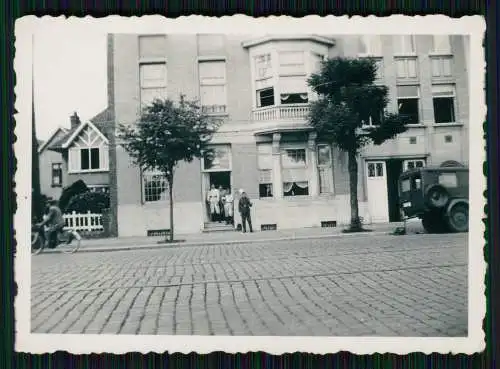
[445,198,469,218]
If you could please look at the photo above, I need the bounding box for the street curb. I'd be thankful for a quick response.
[41,230,393,254]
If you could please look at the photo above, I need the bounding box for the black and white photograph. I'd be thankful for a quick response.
[15,15,485,354]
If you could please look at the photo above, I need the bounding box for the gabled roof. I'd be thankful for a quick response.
[48,107,112,151]
[38,127,69,153]
[242,34,336,48]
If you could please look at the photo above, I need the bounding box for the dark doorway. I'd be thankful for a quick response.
[386,159,404,222]
[209,171,231,191]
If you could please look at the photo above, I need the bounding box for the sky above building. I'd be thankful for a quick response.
[33,26,107,140]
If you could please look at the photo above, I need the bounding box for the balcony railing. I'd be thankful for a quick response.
[202,104,227,115]
[253,104,310,121]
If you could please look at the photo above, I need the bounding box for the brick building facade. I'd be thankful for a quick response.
[106,34,469,237]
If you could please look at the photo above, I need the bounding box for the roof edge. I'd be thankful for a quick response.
[242,35,336,49]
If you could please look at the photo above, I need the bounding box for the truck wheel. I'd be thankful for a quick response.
[422,212,449,233]
[446,202,469,232]
[425,184,450,208]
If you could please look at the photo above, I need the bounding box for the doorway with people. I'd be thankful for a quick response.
[204,171,233,225]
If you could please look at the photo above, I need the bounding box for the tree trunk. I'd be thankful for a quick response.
[347,149,362,231]
[168,176,174,242]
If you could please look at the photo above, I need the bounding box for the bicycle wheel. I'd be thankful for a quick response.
[57,230,81,254]
[31,231,44,255]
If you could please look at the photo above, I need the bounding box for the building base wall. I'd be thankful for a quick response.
[117,201,204,237]
[117,195,378,237]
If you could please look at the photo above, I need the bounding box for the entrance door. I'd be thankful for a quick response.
[386,159,404,222]
[202,171,232,222]
[366,161,389,223]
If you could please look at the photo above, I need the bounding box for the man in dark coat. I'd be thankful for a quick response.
[238,190,253,233]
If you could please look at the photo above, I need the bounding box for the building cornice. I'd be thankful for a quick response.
[242,35,335,49]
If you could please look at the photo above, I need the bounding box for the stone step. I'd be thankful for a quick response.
[203,222,235,233]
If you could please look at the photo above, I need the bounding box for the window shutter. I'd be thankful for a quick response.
[69,147,80,172]
[100,145,109,170]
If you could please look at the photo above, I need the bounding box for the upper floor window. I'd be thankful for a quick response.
[397,85,420,124]
[394,35,416,55]
[280,76,309,105]
[431,56,453,78]
[317,145,334,194]
[202,145,232,172]
[432,35,451,54]
[257,144,273,198]
[395,57,418,79]
[139,35,167,59]
[198,60,227,114]
[140,63,167,106]
[359,35,382,56]
[432,84,456,124]
[403,159,425,172]
[51,163,63,187]
[68,125,109,173]
[279,51,306,76]
[255,54,273,80]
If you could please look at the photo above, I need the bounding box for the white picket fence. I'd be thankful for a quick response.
[63,211,104,232]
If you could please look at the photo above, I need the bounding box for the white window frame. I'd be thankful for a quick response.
[68,126,109,173]
[281,148,307,168]
[281,147,309,197]
[142,169,168,203]
[431,56,453,78]
[358,35,383,57]
[139,62,167,107]
[257,144,274,198]
[397,85,421,125]
[432,84,457,124]
[395,57,418,79]
[198,59,227,114]
[393,35,416,55]
[51,163,63,187]
[254,53,273,80]
[317,144,334,194]
[403,159,426,172]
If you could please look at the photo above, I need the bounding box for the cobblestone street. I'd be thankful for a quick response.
[31,232,468,336]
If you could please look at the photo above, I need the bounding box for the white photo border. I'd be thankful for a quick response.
[14,14,487,355]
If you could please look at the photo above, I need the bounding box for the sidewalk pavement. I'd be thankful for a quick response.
[62,219,425,253]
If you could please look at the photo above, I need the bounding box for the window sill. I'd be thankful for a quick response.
[393,53,417,58]
[405,124,427,128]
[68,169,109,174]
[204,112,229,117]
[357,53,383,58]
[139,57,167,64]
[428,52,453,57]
[432,122,463,127]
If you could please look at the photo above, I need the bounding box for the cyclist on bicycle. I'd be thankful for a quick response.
[38,199,65,248]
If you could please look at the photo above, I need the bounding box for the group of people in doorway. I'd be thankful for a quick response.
[206,184,253,233]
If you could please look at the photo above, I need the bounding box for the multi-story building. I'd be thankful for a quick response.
[106,34,469,237]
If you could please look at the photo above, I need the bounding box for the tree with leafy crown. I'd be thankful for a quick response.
[118,95,220,242]
[308,57,409,232]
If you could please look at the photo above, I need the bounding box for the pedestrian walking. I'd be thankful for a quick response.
[238,190,253,233]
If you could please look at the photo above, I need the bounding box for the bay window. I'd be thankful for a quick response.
[279,76,308,105]
[257,87,275,107]
[278,51,306,75]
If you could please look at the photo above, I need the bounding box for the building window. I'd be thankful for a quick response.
[282,148,309,197]
[257,144,273,198]
[395,57,418,79]
[279,51,306,76]
[257,87,275,107]
[432,84,456,123]
[51,163,63,187]
[279,75,308,105]
[80,148,100,170]
[403,159,425,171]
[432,35,451,54]
[139,35,167,59]
[393,35,416,54]
[202,145,231,171]
[255,54,273,80]
[88,185,110,194]
[359,35,382,56]
[199,60,227,114]
[317,144,333,194]
[397,85,420,124]
[445,135,453,143]
[431,56,453,78]
[142,170,168,202]
[140,63,167,106]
